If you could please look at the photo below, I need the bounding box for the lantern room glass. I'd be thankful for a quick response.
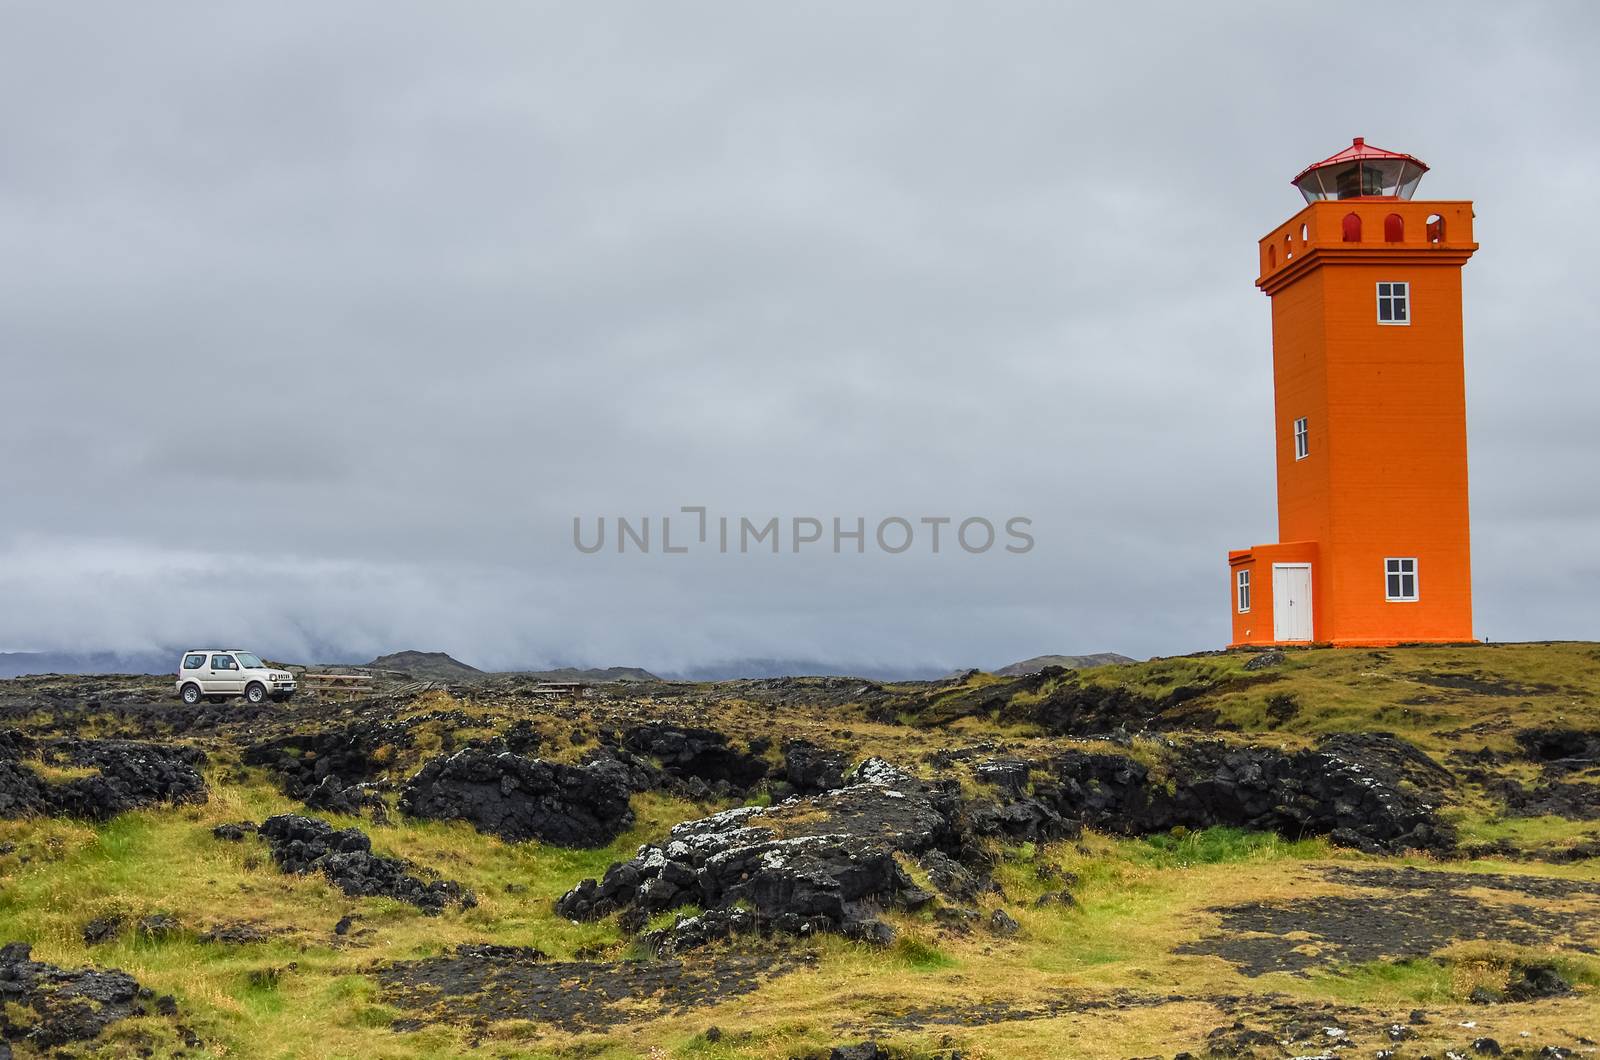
[1294,159,1426,203]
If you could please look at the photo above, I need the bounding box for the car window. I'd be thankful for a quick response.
[235,652,264,668]
[211,655,237,670]
[183,654,206,670]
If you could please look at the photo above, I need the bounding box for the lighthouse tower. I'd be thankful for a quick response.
[1228,138,1478,647]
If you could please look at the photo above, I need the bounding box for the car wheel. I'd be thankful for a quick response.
[245,682,266,705]
[180,683,202,706]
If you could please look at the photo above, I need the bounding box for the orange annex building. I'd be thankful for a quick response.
[1228,138,1478,647]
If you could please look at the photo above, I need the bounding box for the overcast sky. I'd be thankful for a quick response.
[2,3,1597,675]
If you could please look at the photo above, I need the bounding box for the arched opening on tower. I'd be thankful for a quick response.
[1342,212,1363,242]
[1384,214,1405,243]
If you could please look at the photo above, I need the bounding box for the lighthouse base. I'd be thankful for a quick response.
[1227,541,1474,648]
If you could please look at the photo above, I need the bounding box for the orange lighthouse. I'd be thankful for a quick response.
[1228,138,1478,647]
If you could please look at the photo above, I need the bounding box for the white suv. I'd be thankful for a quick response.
[175,650,296,705]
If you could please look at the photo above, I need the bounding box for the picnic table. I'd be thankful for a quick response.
[301,673,375,699]
[528,682,587,699]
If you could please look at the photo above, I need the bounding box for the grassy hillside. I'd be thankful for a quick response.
[0,644,1596,1058]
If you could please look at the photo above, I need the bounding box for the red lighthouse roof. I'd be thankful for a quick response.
[1292,137,1429,203]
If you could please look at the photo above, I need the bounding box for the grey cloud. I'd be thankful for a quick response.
[2,2,1597,672]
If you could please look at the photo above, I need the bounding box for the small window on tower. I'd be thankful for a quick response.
[1377,281,1410,325]
[1237,570,1251,614]
[1385,558,1419,602]
[1293,417,1309,460]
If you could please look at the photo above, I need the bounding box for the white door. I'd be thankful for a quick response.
[1272,564,1313,642]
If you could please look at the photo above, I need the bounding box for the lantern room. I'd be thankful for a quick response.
[1292,137,1429,203]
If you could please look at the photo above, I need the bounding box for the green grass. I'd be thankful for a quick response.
[887,933,956,971]
[1309,957,1456,1004]
[1131,826,1329,867]
[1449,811,1600,851]
[0,768,715,1059]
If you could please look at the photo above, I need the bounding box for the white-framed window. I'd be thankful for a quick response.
[1293,417,1309,460]
[1377,281,1410,325]
[1236,569,1251,613]
[1385,557,1419,602]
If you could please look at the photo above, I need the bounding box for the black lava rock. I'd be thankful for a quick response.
[558,759,960,951]
[1504,961,1571,1001]
[831,1042,890,1060]
[988,909,1020,936]
[1242,650,1286,671]
[81,915,125,946]
[136,914,182,941]
[783,740,850,795]
[398,748,634,846]
[966,796,1082,844]
[1039,736,1456,855]
[243,719,421,819]
[618,723,769,791]
[0,942,148,1048]
[257,814,474,915]
[0,732,206,822]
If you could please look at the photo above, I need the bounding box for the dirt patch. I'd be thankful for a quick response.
[842,989,1172,1032]
[1178,865,1600,975]
[377,947,805,1033]
[1324,865,1600,900]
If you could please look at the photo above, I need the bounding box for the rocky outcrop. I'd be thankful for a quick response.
[556,734,1455,954]
[243,721,405,793]
[257,814,475,915]
[964,796,1081,844]
[885,667,1228,733]
[0,942,166,1049]
[616,723,769,792]
[557,759,959,949]
[1452,727,1600,821]
[242,717,460,820]
[1515,727,1600,768]
[782,740,849,795]
[1040,737,1455,854]
[1242,650,1286,671]
[0,731,206,821]
[399,749,634,846]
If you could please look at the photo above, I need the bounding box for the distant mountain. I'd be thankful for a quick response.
[0,650,174,679]
[519,666,660,683]
[361,651,485,679]
[663,658,952,682]
[356,652,657,684]
[992,653,1136,676]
